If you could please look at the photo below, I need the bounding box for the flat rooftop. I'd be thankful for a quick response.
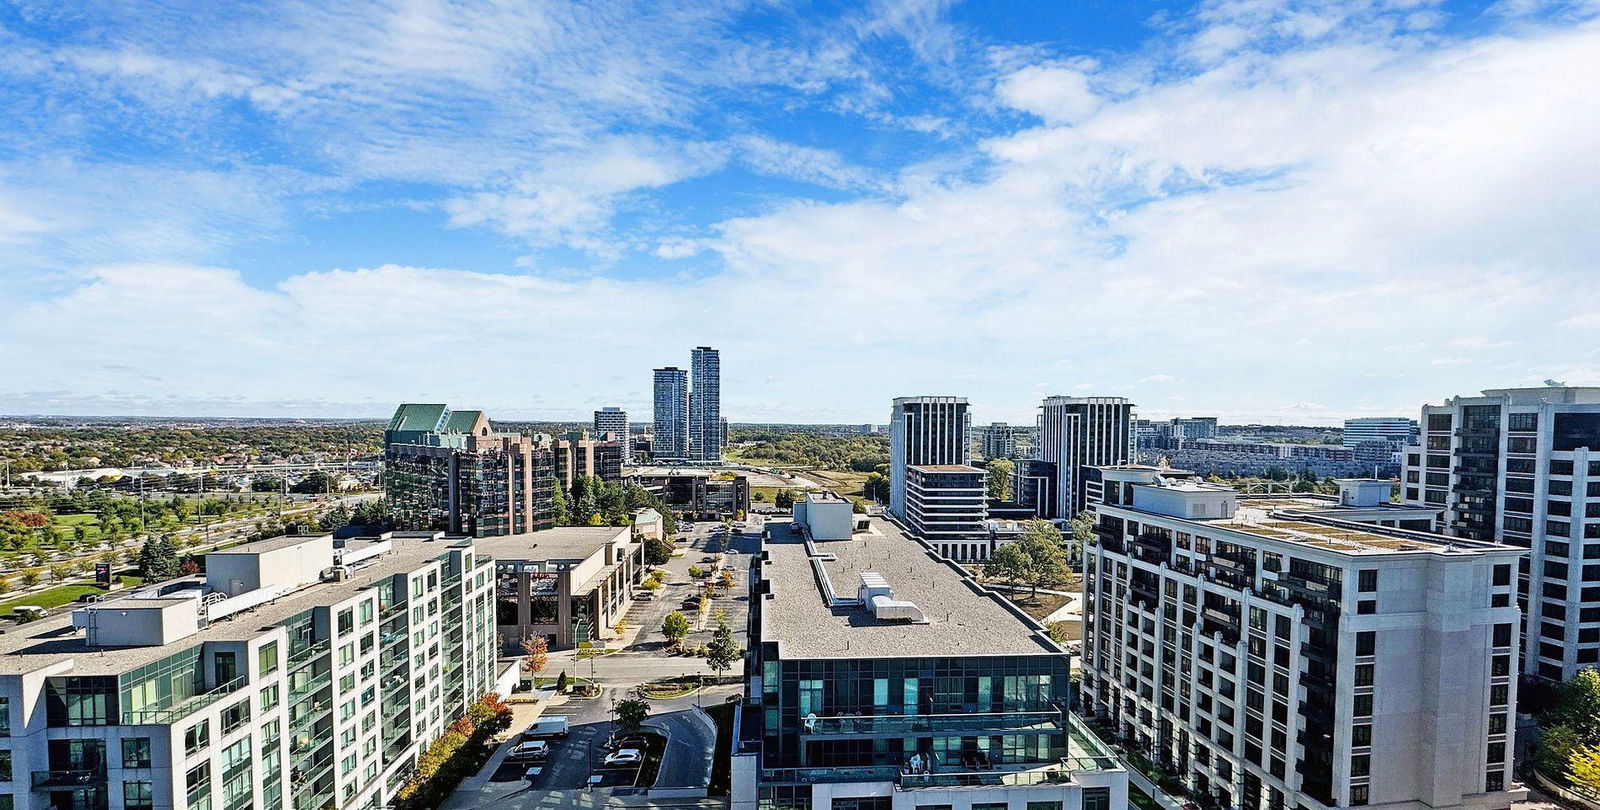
[761,518,1058,660]
[906,464,985,473]
[471,526,630,563]
[0,536,474,676]
[1205,501,1510,556]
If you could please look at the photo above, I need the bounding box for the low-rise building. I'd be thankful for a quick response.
[478,526,643,652]
[1082,466,1525,810]
[0,532,498,810]
[734,517,1129,810]
[629,468,750,518]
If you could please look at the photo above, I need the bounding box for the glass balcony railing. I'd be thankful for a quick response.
[32,767,107,790]
[288,640,330,669]
[801,710,1063,736]
[288,670,332,700]
[122,677,246,725]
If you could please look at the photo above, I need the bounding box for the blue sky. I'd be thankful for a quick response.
[1,0,1597,425]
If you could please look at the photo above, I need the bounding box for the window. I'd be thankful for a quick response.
[1353,694,1373,717]
[186,720,211,755]
[123,737,153,768]
[1493,623,1513,648]
[1083,787,1111,810]
[359,600,374,625]
[1352,724,1372,747]
[1358,600,1377,615]
[0,697,9,736]
[258,641,279,676]
[1351,785,1370,807]
[1351,754,1370,777]
[339,644,355,667]
[1493,565,1511,587]
[0,749,10,781]
[338,608,354,635]
[1358,570,1378,592]
[1490,714,1508,734]
[259,684,279,713]
[1356,632,1376,656]
[221,699,250,735]
[125,781,154,810]
[1354,664,1375,687]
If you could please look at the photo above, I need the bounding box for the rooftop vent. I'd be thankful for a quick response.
[857,572,927,623]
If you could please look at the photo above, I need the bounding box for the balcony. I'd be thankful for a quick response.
[288,701,332,734]
[288,670,332,701]
[898,762,1077,790]
[801,709,1064,737]
[122,676,246,725]
[288,640,330,669]
[32,767,106,790]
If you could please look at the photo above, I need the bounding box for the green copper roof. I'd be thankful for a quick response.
[387,403,449,433]
[442,409,485,434]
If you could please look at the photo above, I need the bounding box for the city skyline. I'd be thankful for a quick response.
[0,2,1596,422]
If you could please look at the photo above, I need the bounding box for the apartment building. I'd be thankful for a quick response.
[1401,385,1600,681]
[550,431,625,491]
[628,468,750,518]
[1083,467,1525,810]
[382,404,555,536]
[734,517,1128,810]
[1342,418,1415,449]
[1030,397,1134,520]
[889,397,971,519]
[690,347,723,463]
[903,464,990,562]
[478,526,643,651]
[592,407,631,464]
[981,423,1019,460]
[0,533,498,810]
[653,367,690,460]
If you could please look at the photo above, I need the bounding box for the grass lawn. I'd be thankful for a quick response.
[0,583,109,614]
[803,469,870,498]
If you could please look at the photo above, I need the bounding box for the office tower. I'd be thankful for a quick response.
[903,464,990,561]
[1401,385,1600,681]
[981,422,1019,459]
[689,346,722,462]
[737,515,1129,810]
[1084,467,1526,810]
[0,533,498,810]
[652,367,689,460]
[593,407,631,463]
[1342,417,1417,448]
[383,404,555,536]
[888,396,971,518]
[1033,396,1135,519]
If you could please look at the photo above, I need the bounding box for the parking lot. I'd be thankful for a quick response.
[621,517,760,654]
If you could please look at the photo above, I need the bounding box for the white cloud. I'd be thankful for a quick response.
[996,64,1103,124]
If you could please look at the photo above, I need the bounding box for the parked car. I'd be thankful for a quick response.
[508,740,550,761]
[682,596,702,609]
[521,715,570,739]
[602,734,647,752]
[634,590,655,600]
[603,749,643,767]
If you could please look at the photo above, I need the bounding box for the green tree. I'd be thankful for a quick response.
[661,611,690,650]
[1068,510,1096,566]
[984,542,1033,592]
[705,619,742,684]
[550,477,571,526]
[864,472,890,502]
[1542,724,1583,777]
[1572,744,1600,794]
[291,471,334,495]
[774,490,794,510]
[1015,520,1070,598]
[644,537,673,566]
[614,696,651,735]
[139,536,180,582]
[1555,670,1600,744]
[986,458,1014,501]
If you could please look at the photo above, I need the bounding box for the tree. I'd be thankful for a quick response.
[138,536,180,582]
[520,636,549,678]
[1571,744,1600,794]
[550,478,571,526]
[661,611,690,650]
[291,471,334,495]
[614,696,651,735]
[1542,724,1583,777]
[1554,670,1600,743]
[774,489,794,510]
[644,537,673,566]
[985,542,1033,592]
[555,671,570,693]
[1016,520,1071,597]
[864,472,890,502]
[986,458,1014,501]
[1067,510,1096,566]
[705,619,742,684]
